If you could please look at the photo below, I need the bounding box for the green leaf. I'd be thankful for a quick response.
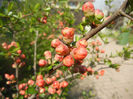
[18,95,24,99]
[39,93,45,98]
[79,24,84,32]
[8,2,14,12]
[18,12,22,18]
[94,71,98,75]
[0,13,5,17]
[75,36,80,42]
[34,3,40,11]
[27,86,37,94]
[0,52,5,56]
[10,42,20,53]
[109,64,120,69]
[44,8,51,12]
[47,65,53,70]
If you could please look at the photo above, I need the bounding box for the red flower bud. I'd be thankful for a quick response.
[38,59,47,67]
[54,54,63,62]
[63,37,74,44]
[48,87,56,94]
[9,74,15,80]
[82,2,95,17]
[51,39,62,48]
[76,39,88,48]
[18,84,23,90]
[99,70,105,76]
[51,76,56,82]
[56,89,62,95]
[63,55,74,67]
[91,41,96,46]
[61,27,75,39]
[80,76,84,80]
[17,50,22,54]
[56,70,63,75]
[55,44,69,56]
[100,49,105,53]
[10,41,17,47]
[36,79,45,87]
[46,78,52,85]
[95,47,99,51]
[52,81,60,89]
[60,81,68,88]
[5,74,10,80]
[16,58,21,64]
[95,9,104,20]
[44,51,52,59]
[39,88,45,94]
[2,42,7,48]
[19,90,25,95]
[36,75,43,80]
[73,47,88,60]
[6,81,11,85]
[21,54,26,59]
[12,63,17,68]
[28,80,34,86]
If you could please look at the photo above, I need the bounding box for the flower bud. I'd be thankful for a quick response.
[38,59,47,67]
[95,9,104,20]
[55,44,69,56]
[82,2,95,17]
[63,55,74,67]
[76,39,88,48]
[44,51,52,59]
[73,47,88,60]
[54,54,63,62]
[51,39,62,48]
[61,27,75,39]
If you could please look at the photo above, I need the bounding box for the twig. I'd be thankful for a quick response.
[82,0,129,40]
[28,0,130,98]
[120,10,133,21]
[33,31,38,76]
[0,91,5,99]
[22,13,33,18]
[16,65,19,97]
[47,0,129,77]
[58,73,79,82]
[28,94,36,99]
[46,62,63,77]
[95,67,110,71]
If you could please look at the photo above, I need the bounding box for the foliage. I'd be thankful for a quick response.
[0,0,132,99]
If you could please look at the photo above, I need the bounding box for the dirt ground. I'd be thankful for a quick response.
[68,40,133,99]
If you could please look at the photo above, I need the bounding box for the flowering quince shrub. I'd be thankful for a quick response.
[0,0,133,98]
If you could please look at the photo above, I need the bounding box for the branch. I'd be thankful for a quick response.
[22,13,33,18]
[28,94,36,99]
[120,10,133,21]
[82,0,129,40]
[47,0,129,77]
[33,31,38,76]
[119,0,128,10]
[0,91,5,99]
[28,1,130,98]
[46,62,63,77]
[16,65,19,97]
[96,67,110,71]
[82,11,120,40]
[58,73,79,82]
